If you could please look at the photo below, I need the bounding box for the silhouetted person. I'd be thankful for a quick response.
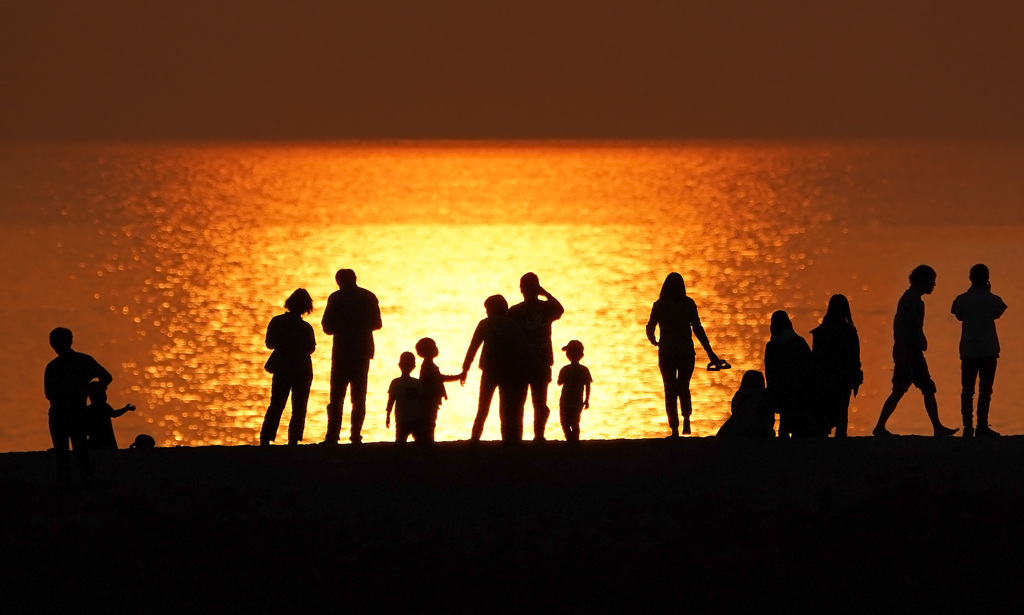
[874,265,958,437]
[322,269,382,444]
[951,264,1007,437]
[508,273,564,441]
[129,434,156,449]
[44,327,111,481]
[461,295,525,443]
[385,352,426,444]
[85,381,136,450]
[716,370,774,437]
[646,272,722,437]
[556,340,592,444]
[764,311,818,438]
[415,337,464,442]
[261,289,316,446]
[811,294,863,438]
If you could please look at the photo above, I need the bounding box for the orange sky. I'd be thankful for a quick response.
[2,0,1022,139]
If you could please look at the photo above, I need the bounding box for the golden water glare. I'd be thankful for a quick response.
[3,141,1024,450]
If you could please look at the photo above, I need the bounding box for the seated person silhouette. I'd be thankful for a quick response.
[717,370,774,437]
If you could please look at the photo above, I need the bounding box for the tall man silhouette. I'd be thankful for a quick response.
[508,272,564,441]
[322,269,382,444]
[44,327,112,481]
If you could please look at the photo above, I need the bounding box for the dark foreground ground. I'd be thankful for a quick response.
[2,437,1024,613]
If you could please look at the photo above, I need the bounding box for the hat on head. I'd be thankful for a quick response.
[562,340,584,353]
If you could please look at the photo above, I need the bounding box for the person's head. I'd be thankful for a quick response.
[909,265,937,294]
[969,263,990,287]
[398,351,416,375]
[659,272,687,301]
[129,434,156,449]
[520,272,540,299]
[415,337,438,359]
[335,269,357,289]
[484,294,508,318]
[739,370,765,390]
[770,310,793,336]
[822,294,854,327]
[86,381,108,404]
[49,327,73,354]
[284,288,314,315]
[562,339,585,362]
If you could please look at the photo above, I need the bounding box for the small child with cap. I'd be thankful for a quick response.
[557,340,592,444]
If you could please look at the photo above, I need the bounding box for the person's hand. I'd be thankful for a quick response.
[649,338,659,347]
[126,404,136,412]
[385,416,391,429]
[459,370,468,386]
[583,401,590,410]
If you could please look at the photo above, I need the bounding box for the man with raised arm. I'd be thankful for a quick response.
[508,272,564,441]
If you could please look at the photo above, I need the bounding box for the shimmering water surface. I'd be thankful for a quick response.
[2,141,1023,451]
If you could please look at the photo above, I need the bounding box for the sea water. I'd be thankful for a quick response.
[2,140,1022,451]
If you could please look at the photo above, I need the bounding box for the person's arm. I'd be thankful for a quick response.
[369,292,383,332]
[110,403,136,418]
[692,324,720,363]
[539,286,564,321]
[461,321,486,375]
[93,359,113,389]
[306,323,316,355]
[583,381,591,410]
[266,318,280,350]
[385,395,394,429]
[645,304,659,346]
[321,296,336,335]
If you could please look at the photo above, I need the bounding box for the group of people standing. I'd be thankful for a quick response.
[43,261,1007,481]
[652,263,1006,440]
[260,269,587,447]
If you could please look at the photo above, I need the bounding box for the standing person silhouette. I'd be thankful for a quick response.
[645,272,721,437]
[951,264,1007,437]
[44,327,112,482]
[764,311,818,437]
[260,289,316,446]
[322,269,382,445]
[508,273,564,442]
[873,265,958,437]
[461,295,524,443]
[811,294,863,438]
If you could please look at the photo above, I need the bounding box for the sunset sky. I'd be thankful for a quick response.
[2,0,1022,140]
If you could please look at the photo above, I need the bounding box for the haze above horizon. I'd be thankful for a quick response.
[2,1,1023,140]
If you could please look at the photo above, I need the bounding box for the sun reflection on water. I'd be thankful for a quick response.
[5,141,1023,450]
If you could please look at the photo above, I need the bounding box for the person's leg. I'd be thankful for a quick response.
[325,357,349,444]
[49,413,72,481]
[69,411,92,481]
[833,388,851,438]
[530,372,551,441]
[350,359,370,443]
[261,373,290,445]
[471,372,498,441]
[288,373,313,445]
[960,357,980,436]
[874,387,906,435]
[560,405,572,440]
[499,380,526,444]
[680,354,696,434]
[659,361,680,436]
[976,357,999,435]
